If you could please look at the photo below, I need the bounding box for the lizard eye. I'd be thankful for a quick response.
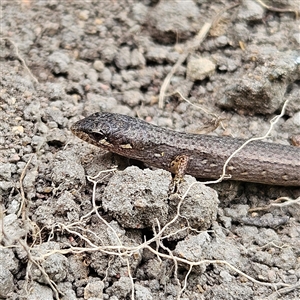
[90,131,106,141]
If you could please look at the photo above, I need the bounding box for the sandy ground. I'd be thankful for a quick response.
[1,0,300,299]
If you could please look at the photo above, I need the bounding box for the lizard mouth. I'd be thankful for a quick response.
[71,125,99,147]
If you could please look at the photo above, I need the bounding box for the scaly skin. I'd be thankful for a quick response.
[71,112,300,186]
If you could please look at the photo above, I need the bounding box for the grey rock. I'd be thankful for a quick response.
[87,69,98,83]
[202,35,229,51]
[46,83,66,101]
[93,60,105,72]
[0,247,19,274]
[290,111,300,128]
[113,104,135,116]
[227,22,251,44]
[44,107,67,127]
[61,24,84,49]
[169,79,193,100]
[32,252,69,284]
[85,93,117,113]
[115,46,131,69]
[0,268,14,298]
[65,82,84,96]
[137,69,154,87]
[31,135,47,151]
[132,2,148,24]
[48,51,70,74]
[255,228,280,247]
[146,46,169,63]
[43,21,60,36]
[80,48,99,61]
[55,191,80,222]
[135,283,153,300]
[237,0,265,21]
[220,49,299,114]
[253,250,273,267]
[23,169,38,199]
[3,214,27,244]
[187,56,216,81]
[100,40,118,63]
[240,213,289,228]
[219,270,233,282]
[68,255,89,281]
[0,181,15,191]
[121,70,136,82]
[202,236,242,267]
[212,52,241,72]
[124,81,141,91]
[84,281,105,299]
[165,283,178,297]
[111,73,123,89]
[32,205,56,228]
[51,150,86,191]
[166,51,180,63]
[139,259,167,281]
[99,67,112,83]
[156,117,173,128]
[122,90,144,107]
[224,204,249,219]
[103,167,218,234]
[27,281,54,300]
[106,276,132,298]
[23,101,41,121]
[89,221,142,280]
[273,248,297,271]
[147,0,200,43]
[234,225,259,245]
[165,176,219,240]
[6,199,20,215]
[131,48,146,67]
[293,32,300,44]
[174,232,211,262]
[67,64,86,82]
[46,128,67,146]
[73,61,90,74]
[205,282,253,299]
[0,163,16,180]
[103,167,170,228]
[58,282,77,300]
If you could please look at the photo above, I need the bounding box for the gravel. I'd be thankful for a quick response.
[1,0,299,299]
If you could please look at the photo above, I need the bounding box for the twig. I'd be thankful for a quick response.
[0,205,7,243]
[249,196,300,213]
[158,3,240,108]
[171,90,226,131]
[87,168,135,299]
[267,281,300,299]
[158,23,211,108]
[17,154,34,219]
[87,168,122,247]
[255,0,299,17]
[19,239,61,300]
[0,37,39,83]
[143,245,290,289]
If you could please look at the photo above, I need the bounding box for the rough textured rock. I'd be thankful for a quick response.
[1,1,299,299]
[147,0,201,43]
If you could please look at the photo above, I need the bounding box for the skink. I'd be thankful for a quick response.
[71,112,300,186]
